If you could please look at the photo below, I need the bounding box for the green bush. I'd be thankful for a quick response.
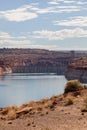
[64,80,84,94]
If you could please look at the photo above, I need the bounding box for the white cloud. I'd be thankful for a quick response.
[0,32,11,39]
[0,39,32,47]
[48,1,59,5]
[64,0,76,4]
[0,3,82,22]
[24,44,60,50]
[33,5,81,14]
[48,0,68,4]
[0,5,38,22]
[77,1,87,5]
[0,30,87,50]
[48,0,87,5]
[54,16,87,27]
[33,28,87,40]
[48,0,76,5]
[0,31,32,47]
[0,31,60,50]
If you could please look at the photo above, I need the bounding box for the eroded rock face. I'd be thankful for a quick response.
[65,57,87,83]
[65,62,87,83]
[0,49,71,74]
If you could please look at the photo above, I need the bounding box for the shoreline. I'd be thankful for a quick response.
[0,88,87,130]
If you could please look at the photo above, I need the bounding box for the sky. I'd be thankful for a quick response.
[0,0,87,50]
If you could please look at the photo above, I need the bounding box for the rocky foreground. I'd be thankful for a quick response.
[0,80,87,130]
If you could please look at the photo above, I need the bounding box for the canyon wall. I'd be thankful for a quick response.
[0,49,87,78]
[65,57,87,83]
[65,68,87,83]
[0,49,72,74]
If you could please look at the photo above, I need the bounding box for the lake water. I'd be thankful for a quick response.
[0,74,67,107]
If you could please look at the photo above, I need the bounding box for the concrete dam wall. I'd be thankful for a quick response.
[11,64,67,75]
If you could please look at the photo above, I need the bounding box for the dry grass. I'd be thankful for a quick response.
[65,95,74,106]
[40,98,49,104]
[81,96,87,112]
[28,101,37,107]
[7,109,17,120]
[0,106,18,120]
[45,128,51,130]
[44,100,54,109]
[19,104,28,110]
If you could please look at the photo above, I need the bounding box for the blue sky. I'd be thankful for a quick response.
[0,0,87,50]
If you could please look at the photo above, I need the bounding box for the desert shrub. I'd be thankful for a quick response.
[81,107,87,112]
[37,106,43,111]
[19,104,28,110]
[7,109,16,119]
[84,85,87,89]
[81,96,87,112]
[40,98,49,104]
[44,100,54,109]
[64,80,84,94]
[1,108,8,115]
[28,100,37,107]
[72,91,81,97]
[67,98,73,105]
[45,128,51,130]
[65,95,74,106]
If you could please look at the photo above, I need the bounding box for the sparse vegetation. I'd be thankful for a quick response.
[65,95,74,106]
[64,80,84,94]
[7,109,17,120]
[84,85,87,89]
[81,96,87,112]
[45,128,51,130]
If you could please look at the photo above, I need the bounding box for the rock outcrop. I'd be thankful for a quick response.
[65,58,87,83]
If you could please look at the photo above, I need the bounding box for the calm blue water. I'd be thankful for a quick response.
[0,74,67,107]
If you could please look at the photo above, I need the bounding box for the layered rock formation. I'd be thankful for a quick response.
[0,49,87,77]
[0,49,74,74]
[65,58,87,83]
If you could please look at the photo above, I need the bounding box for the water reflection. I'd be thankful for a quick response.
[0,75,6,81]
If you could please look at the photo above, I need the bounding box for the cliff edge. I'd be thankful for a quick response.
[65,58,87,83]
